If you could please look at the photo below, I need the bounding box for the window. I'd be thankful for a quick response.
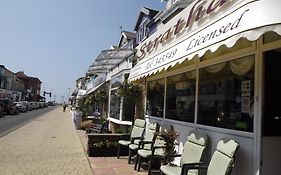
[111,74,123,88]
[109,73,134,122]
[122,94,135,122]
[137,19,148,43]
[147,78,165,118]
[109,89,120,120]
[166,71,196,122]
[198,56,255,132]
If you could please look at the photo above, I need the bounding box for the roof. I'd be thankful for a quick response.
[118,31,136,48]
[16,71,41,83]
[15,71,28,78]
[159,0,192,23]
[87,48,135,74]
[122,31,136,40]
[29,77,42,83]
[134,7,159,31]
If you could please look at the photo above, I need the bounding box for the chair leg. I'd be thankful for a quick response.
[134,154,139,170]
[148,156,153,175]
[128,149,132,164]
[117,144,121,159]
[137,156,142,172]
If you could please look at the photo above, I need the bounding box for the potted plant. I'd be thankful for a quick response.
[87,133,130,157]
[157,127,178,164]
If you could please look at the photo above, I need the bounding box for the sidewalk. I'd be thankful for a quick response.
[0,107,93,175]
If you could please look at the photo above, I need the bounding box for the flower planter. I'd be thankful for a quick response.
[87,133,130,157]
[88,144,128,157]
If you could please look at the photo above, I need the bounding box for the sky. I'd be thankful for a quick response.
[0,0,165,103]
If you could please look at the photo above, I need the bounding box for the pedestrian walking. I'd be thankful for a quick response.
[63,102,67,112]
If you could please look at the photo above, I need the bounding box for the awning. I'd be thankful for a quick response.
[86,82,105,95]
[129,0,281,81]
[88,48,135,74]
[77,90,86,99]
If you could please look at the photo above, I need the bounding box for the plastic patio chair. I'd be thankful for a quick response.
[135,125,166,175]
[127,122,159,164]
[117,119,146,160]
[160,129,208,175]
[181,138,239,175]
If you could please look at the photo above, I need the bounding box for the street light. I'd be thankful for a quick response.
[68,88,70,103]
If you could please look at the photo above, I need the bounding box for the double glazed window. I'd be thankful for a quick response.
[147,78,165,118]
[109,89,120,120]
[166,71,196,122]
[109,73,134,122]
[198,56,254,132]
[146,55,255,132]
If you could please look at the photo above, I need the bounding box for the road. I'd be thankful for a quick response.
[0,106,56,138]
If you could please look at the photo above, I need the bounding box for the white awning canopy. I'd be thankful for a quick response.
[86,82,105,95]
[77,90,86,99]
[129,0,281,81]
[88,48,135,74]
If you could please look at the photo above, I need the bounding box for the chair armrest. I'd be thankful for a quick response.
[152,145,166,149]
[151,145,166,158]
[164,153,182,160]
[139,140,154,149]
[181,162,207,175]
[173,154,182,157]
[131,136,144,143]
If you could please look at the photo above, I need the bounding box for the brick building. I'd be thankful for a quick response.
[16,71,42,101]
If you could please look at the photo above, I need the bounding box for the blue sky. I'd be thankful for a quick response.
[0,0,165,102]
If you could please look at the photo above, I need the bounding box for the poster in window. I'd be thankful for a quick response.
[241,80,251,97]
[241,97,250,113]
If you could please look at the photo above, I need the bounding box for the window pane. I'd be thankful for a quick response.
[111,75,123,88]
[198,56,254,132]
[147,79,165,118]
[122,95,135,122]
[110,89,120,120]
[166,71,196,122]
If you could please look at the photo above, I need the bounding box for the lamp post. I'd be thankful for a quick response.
[68,88,70,104]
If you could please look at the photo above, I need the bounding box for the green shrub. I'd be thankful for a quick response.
[115,128,125,134]
[99,117,107,125]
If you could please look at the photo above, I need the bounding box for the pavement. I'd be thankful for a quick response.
[0,107,92,175]
[0,106,151,175]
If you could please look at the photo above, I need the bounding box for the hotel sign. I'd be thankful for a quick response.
[138,0,235,58]
[129,0,281,80]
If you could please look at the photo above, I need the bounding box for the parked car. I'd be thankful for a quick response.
[48,101,56,106]
[0,103,4,117]
[29,102,37,110]
[14,101,27,112]
[26,101,32,111]
[0,99,18,115]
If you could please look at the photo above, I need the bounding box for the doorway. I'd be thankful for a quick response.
[261,49,281,175]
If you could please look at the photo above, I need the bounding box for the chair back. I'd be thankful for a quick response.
[143,123,158,150]
[130,119,146,144]
[207,138,239,175]
[153,135,166,156]
[180,129,208,166]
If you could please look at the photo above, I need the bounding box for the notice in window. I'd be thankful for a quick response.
[241,97,250,113]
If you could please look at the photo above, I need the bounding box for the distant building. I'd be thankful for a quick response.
[0,65,24,101]
[16,71,42,101]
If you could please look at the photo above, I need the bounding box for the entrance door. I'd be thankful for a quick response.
[261,50,281,175]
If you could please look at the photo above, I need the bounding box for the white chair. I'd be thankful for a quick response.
[160,129,208,175]
[181,138,239,175]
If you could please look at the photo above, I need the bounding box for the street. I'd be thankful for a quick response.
[0,106,56,138]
